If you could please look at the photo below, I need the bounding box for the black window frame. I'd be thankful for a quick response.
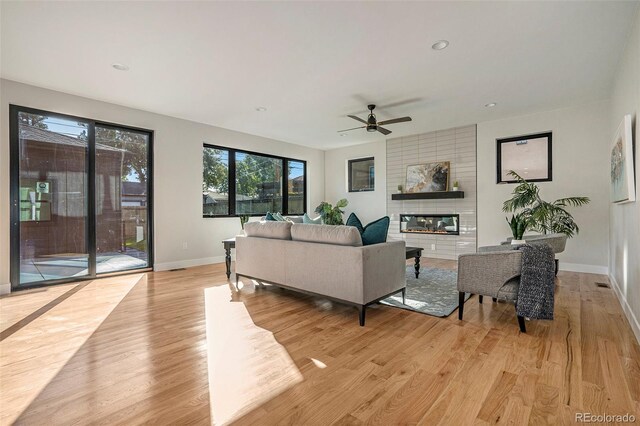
[202,143,307,217]
[348,157,375,192]
[9,104,154,291]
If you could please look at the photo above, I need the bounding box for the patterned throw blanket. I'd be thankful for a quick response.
[516,244,555,320]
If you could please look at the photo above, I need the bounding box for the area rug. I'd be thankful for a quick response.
[381,266,471,317]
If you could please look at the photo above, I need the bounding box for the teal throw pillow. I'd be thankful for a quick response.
[303,213,323,225]
[346,213,390,245]
[265,212,277,221]
[272,212,286,221]
[345,212,364,234]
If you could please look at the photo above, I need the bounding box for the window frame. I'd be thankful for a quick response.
[202,143,307,218]
[348,156,375,193]
[9,104,154,291]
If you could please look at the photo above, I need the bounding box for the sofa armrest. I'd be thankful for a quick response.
[457,251,522,296]
[361,240,406,303]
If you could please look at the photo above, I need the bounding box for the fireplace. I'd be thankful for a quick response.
[400,214,459,235]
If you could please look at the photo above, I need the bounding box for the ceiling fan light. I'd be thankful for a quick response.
[366,126,377,132]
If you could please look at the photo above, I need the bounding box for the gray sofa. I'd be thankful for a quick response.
[235,221,406,326]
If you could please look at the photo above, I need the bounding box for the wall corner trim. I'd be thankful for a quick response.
[609,274,640,345]
[154,256,229,272]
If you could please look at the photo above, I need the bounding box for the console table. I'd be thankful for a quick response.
[405,246,423,278]
[222,237,235,279]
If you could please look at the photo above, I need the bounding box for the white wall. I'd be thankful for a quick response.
[324,140,387,224]
[609,7,640,343]
[0,79,325,292]
[476,101,611,273]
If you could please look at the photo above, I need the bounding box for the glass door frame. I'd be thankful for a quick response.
[9,105,154,290]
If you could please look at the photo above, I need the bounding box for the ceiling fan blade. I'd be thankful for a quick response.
[377,126,392,136]
[337,126,366,132]
[347,115,368,124]
[377,116,412,126]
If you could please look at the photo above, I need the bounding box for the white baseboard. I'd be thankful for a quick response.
[0,282,11,295]
[608,274,640,345]
[559,262,608,275]
[154,255,233,272]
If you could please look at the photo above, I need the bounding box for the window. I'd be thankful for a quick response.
[203,148,230,215]
[348,157,375,192]
[202,144,306,217]
[287,160,305,214]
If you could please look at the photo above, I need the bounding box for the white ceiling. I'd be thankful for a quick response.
[1,1,638,150]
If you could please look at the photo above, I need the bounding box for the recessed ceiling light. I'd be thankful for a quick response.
[112,63,129,71]
[339,133,347,137]
[255,107,267,112]
[431,40,449,50]
[485,102,497,107]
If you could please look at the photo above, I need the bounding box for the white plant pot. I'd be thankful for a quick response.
[452,187,459,191]
[511,239,526,245]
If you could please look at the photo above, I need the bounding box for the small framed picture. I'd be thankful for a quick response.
[497,132,552,183]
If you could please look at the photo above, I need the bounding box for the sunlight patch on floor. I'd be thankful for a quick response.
[0,274,142,425]
[204,285,303,425]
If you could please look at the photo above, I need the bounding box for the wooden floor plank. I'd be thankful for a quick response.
[0,261,638,425]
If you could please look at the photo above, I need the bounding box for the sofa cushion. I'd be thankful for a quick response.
[244,221,292,240]
[291,223,362,246]
[346,213,390,246]
[303,213,323,225]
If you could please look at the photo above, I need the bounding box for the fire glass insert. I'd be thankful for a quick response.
[400,214,459,235]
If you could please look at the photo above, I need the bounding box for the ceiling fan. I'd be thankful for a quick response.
[338,104,412,136]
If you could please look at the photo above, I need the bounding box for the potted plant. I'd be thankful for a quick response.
[452,180,459,191]
[314,199,348,225]
[506,212,529,245]
[397,184,403,193]
[502,171,590,237]
[239,214,250,230]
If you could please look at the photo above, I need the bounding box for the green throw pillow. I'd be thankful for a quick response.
[303,213,323,224]
[346,213,390,246]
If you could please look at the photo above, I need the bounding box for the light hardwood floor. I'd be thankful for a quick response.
[0,259,638,425]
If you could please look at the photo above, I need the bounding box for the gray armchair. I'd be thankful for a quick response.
[457,250,527,332]
[480,233,567,275]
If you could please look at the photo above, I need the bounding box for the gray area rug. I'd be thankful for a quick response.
[381,266,471,317]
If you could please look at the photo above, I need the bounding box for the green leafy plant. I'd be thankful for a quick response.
[502,171,590,237]
[453,180,459,189]
[239,214,250,229]
[506,212,529,240]
[314,199,348,225]
[397,184,403,192]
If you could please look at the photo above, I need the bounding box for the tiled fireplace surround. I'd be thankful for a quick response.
[387,125,477,260]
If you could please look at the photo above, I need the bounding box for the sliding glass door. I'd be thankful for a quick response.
[95,125,150,274]
[10,106,153,289]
